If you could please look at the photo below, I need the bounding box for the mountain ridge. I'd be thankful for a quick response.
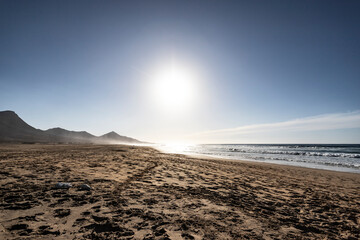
[0,110,142,144]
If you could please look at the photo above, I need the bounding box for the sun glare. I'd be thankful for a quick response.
[150,61,197,111]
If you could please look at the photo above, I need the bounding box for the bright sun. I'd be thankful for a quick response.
[150,61,197,110]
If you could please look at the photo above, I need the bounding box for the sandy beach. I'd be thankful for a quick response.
[0,144,359,239]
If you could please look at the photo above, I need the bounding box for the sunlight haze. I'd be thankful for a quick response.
[1,0,359,144]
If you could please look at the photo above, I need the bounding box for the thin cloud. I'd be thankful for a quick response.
[190,111,360,137]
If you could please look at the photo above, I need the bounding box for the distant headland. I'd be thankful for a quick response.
[0,110,143,144]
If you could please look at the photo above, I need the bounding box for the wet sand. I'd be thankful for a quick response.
[0,144,359,239]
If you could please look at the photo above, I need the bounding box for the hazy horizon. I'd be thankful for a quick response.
[1,1,360,144]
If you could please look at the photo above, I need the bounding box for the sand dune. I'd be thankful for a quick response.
[0,144,359,239]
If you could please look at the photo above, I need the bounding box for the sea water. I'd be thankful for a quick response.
[158,144,360,173]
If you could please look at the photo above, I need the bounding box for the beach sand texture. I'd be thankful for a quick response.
[0,144,359,239]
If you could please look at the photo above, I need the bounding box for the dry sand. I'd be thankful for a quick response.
[0,144,359,239]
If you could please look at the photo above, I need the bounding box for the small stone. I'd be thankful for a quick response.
[79,184,91,191]
[55,182,72,189]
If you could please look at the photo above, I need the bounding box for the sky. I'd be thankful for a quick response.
[1,0,360,144]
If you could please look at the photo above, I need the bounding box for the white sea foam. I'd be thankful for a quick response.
[158,144,360,173]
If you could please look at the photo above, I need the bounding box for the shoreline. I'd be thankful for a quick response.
[184,152,360,176]
[1,144,359,239]
[185,152,360,174]
[155,145,360,174]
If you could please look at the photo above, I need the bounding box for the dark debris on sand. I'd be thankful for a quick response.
[0,144,359,239]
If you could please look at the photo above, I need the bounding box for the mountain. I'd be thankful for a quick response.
[45,128,96,143]
[0,111,53,142]
[0,110,142,144]
[98,131,141,144]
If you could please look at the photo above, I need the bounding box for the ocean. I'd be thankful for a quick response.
[157,144,360,173]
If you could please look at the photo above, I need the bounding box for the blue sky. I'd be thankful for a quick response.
[1,0,360,143]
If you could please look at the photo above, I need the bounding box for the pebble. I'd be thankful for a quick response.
[55,182,72,189]
[79,184,92,191]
